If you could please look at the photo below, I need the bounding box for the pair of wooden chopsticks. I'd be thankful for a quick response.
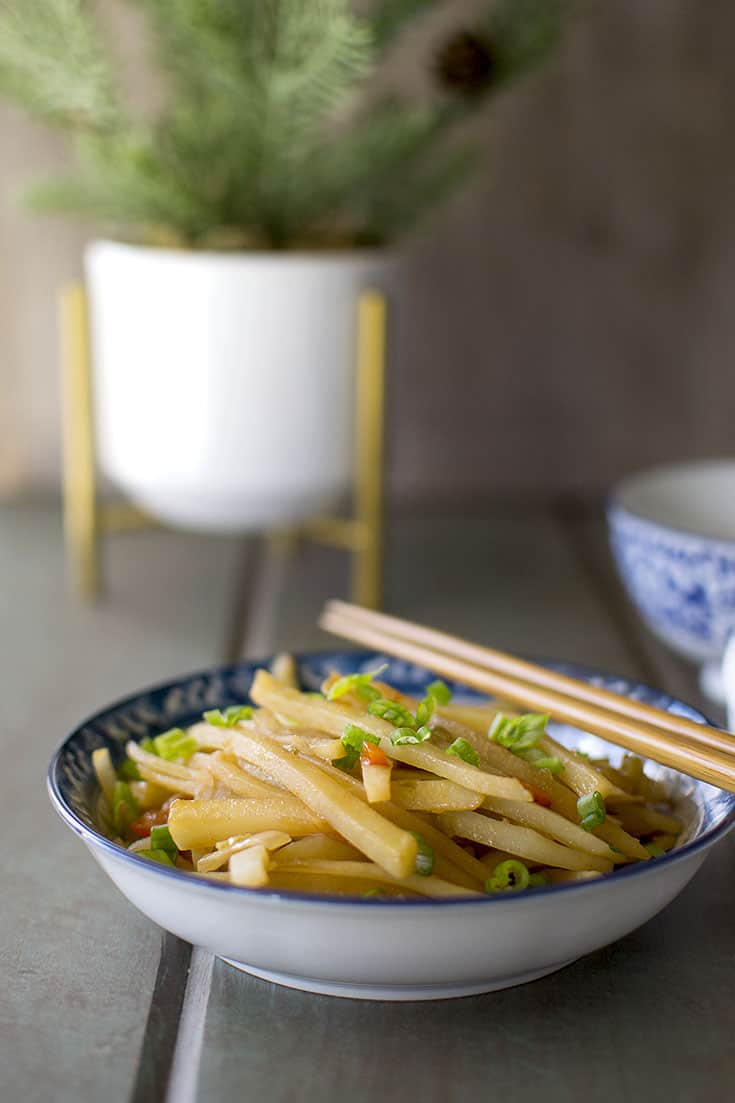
[319,600,735,794]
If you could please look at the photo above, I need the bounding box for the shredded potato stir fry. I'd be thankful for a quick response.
[92,657,682,897]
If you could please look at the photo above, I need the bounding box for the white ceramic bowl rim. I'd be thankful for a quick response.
[47,654,735,911]
[608,458,735,546]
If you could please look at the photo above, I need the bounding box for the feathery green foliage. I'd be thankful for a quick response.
[0,0,570,248]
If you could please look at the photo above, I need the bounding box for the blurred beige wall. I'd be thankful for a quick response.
[1,0,734,502]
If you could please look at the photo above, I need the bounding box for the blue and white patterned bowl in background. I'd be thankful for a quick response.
[607,460,735,700]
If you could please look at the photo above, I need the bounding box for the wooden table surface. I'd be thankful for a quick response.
[2,500,734,1103]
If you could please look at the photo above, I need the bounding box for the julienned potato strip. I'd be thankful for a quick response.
[417,714,648,860]
[298,751,487,889]
[329,687,648,860]
[98,659,684,897]
[249,708,492,887]
[480,796,617,860]
[273,860,481,898]
[538,734,634,803]
[250,671,533,802]
[438,812,614,874]
[390,777,484,813]
[168,797,332,849]
[414,694,634,804]
[225,725,419,879]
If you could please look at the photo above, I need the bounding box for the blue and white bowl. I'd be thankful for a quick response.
[608,460,735,699]
[47,652,735,1001]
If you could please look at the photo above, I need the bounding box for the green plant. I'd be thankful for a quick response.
[0,0,570,249]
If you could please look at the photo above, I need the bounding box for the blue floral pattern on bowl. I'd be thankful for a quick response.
[607,503,735,664]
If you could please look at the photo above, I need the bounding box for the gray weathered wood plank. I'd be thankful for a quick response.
[266,510,641,674]
[194,846,735,1103]
[0,503,243,1103]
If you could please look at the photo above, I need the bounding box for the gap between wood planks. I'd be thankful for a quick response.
[129,533,290,1103]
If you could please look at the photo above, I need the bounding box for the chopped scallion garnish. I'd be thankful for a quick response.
[152,728,198,761]
[362,888,387,898]
[577,790,606,831]
[341,723,380,751]
[426,679,452,706]
[333,724,379,771]
[390,725,432,746]
[117,758,141,782]
[446,737,480,767]
[138,848,175,866]
[140,737,155,754]
[644,842,665,858]
[485,859,531,893]
[528,872,548,888]
[526,753,564,775]
[150,824,177,854]
[409,832,434,877]
[203,705,253,727]
[368,698,416,728]
[414,695,435,727]
[488,712,548,753]
[111,781,139,836]
[333,753,359,772]
[327,666,387,702]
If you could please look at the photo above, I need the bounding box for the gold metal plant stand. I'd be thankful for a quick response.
[60,285,387,608]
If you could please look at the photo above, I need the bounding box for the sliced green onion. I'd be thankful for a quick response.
[368,698,416,728]
[485,859,531,893]
[414,695,436,727]
[577,790,606,831]
[152,727,198,761]
[341,723,380,751]
[362,888,387,898]
[203,705,253,727]
[527,753,564,775]
[334,724,382,773]
[528,872,548,888]
[150,824,177,854]
[409,832,434,876]
[327,666,387,702]
[111,781,139,835]
[390,725,432,746]
[138,848,175,866]
[446,737,480,767]
[644,842,665,858]
[305,692,324,700]
[488,712,548,753]
[426,679,452,705]
[332,752,359,772]
[140,737,156,754]
[117,758,141,782]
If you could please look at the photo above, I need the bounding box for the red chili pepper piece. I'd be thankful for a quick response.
[360,741,389,767]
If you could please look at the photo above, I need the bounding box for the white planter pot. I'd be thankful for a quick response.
[85,241,396,532]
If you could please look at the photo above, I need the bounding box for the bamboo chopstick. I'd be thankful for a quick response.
[319,600,735,795]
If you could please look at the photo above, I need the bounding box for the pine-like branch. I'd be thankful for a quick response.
[0,0,573,247]
[0,0,120,131]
